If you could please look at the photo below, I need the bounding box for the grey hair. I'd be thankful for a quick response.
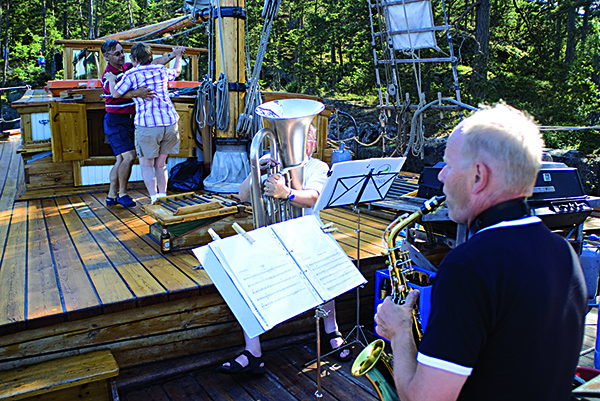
[458,103,543,195]
[101,39,120,56]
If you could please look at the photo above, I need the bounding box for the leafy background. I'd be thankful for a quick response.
[2,0,600,153]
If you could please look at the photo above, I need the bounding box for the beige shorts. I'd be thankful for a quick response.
[135,123,180,158]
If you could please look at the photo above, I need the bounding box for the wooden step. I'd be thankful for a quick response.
[0,350,119,401]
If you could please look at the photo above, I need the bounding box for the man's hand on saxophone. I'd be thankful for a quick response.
[375,290,420,349]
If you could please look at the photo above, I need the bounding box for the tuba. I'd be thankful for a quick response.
[249,99,325,228]
[351,195,446,401]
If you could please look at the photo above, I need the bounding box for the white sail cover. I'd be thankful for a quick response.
[384,0,437,51]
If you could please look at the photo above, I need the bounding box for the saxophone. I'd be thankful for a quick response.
[351,195,445,401]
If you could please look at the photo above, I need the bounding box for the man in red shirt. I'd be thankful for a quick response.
[101,39,173,207]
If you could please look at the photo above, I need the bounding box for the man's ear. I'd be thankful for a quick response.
[472,162,489,194]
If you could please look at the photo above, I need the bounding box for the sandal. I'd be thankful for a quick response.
[117,194,136,208]
[106,196,118,206]
[217,350,266,375]
[321,328,353,362]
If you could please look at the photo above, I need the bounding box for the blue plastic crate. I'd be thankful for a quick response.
[374,267,436,340]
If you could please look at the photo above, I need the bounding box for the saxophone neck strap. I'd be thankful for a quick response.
[469,197,530,236]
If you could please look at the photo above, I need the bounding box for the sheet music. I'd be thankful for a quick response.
[193,245,265,336]
[207,227,323,332]
[313,157,406,212]
[271,216,366,300]
[193,215,366,337]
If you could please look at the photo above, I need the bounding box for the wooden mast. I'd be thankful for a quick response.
[214,0,245,138]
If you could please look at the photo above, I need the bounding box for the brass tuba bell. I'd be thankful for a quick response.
[249,99,324,228]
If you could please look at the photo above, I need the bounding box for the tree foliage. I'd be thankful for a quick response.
[2,0,600,152]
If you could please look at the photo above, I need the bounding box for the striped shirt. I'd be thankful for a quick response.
[114,64,179,127]
[102,62,136,114]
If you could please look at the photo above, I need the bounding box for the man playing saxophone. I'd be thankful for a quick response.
[375,103,587,400]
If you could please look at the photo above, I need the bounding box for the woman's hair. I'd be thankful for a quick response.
[130,42,153,65]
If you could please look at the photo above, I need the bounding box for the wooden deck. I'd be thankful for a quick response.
[1,133,600,400]
[120,307,600,401]
[121,341,382,401]
[0,134,394,394]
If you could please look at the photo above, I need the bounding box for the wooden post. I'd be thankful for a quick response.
[214,0,246,138]
[64,47,73,79]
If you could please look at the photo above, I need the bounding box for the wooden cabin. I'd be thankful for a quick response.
[12,40,207,194]
[11,41,335,196]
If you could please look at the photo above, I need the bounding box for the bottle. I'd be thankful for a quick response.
[160,228,171,253]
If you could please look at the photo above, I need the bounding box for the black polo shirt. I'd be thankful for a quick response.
[418,216,587,400]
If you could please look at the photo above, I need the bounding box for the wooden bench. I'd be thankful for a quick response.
[0,350,119,401]
[0,128,20,139]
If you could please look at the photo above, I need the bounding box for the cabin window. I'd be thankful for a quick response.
[74,49,100,80]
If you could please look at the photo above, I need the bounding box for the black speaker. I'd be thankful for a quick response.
[417,162,445,198]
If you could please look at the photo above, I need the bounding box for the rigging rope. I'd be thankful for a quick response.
[141,23,207,43]
[214,0,230,132]
[236,0,281,137]
[196,78,216,128]
[367,0,474,159]
[215,73,230,131]
[404,98,477,157]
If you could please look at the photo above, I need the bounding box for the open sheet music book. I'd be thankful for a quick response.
[192,215,366,338]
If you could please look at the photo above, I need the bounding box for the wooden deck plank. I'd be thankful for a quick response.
[0,200,28,328]
[80,193,200,297]
[0,293,227,366]
[320,210,388,235]
[123,386,171,401]
[67,195,169,304]
[262,351,339,400]
[282,344,380,401]
[320,208,390,236]
[234,371,299,401]
[55,196,136,309]
[41,198,101,319]
[26,200,64,324]
[160,375,213,401]
[193,368,255,401]
[0,349,118,400]
[318,213,388,259]
[91,191,213,290]
[0,138,22,263]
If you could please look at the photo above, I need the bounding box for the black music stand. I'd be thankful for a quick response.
[312,157,405,352]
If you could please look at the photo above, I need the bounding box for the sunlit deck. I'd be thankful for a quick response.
[0,134,392,392]
[1,133,599,399]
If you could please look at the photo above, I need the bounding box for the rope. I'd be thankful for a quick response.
[215,73,229,131]
[196,77,216,128]
[236,0,281,137]
[214,0,230,132]
[539,126,600,131]
[404,98,477,158]
[141,23,207,43]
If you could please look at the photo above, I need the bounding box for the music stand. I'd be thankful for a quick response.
[312,157,406,352]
